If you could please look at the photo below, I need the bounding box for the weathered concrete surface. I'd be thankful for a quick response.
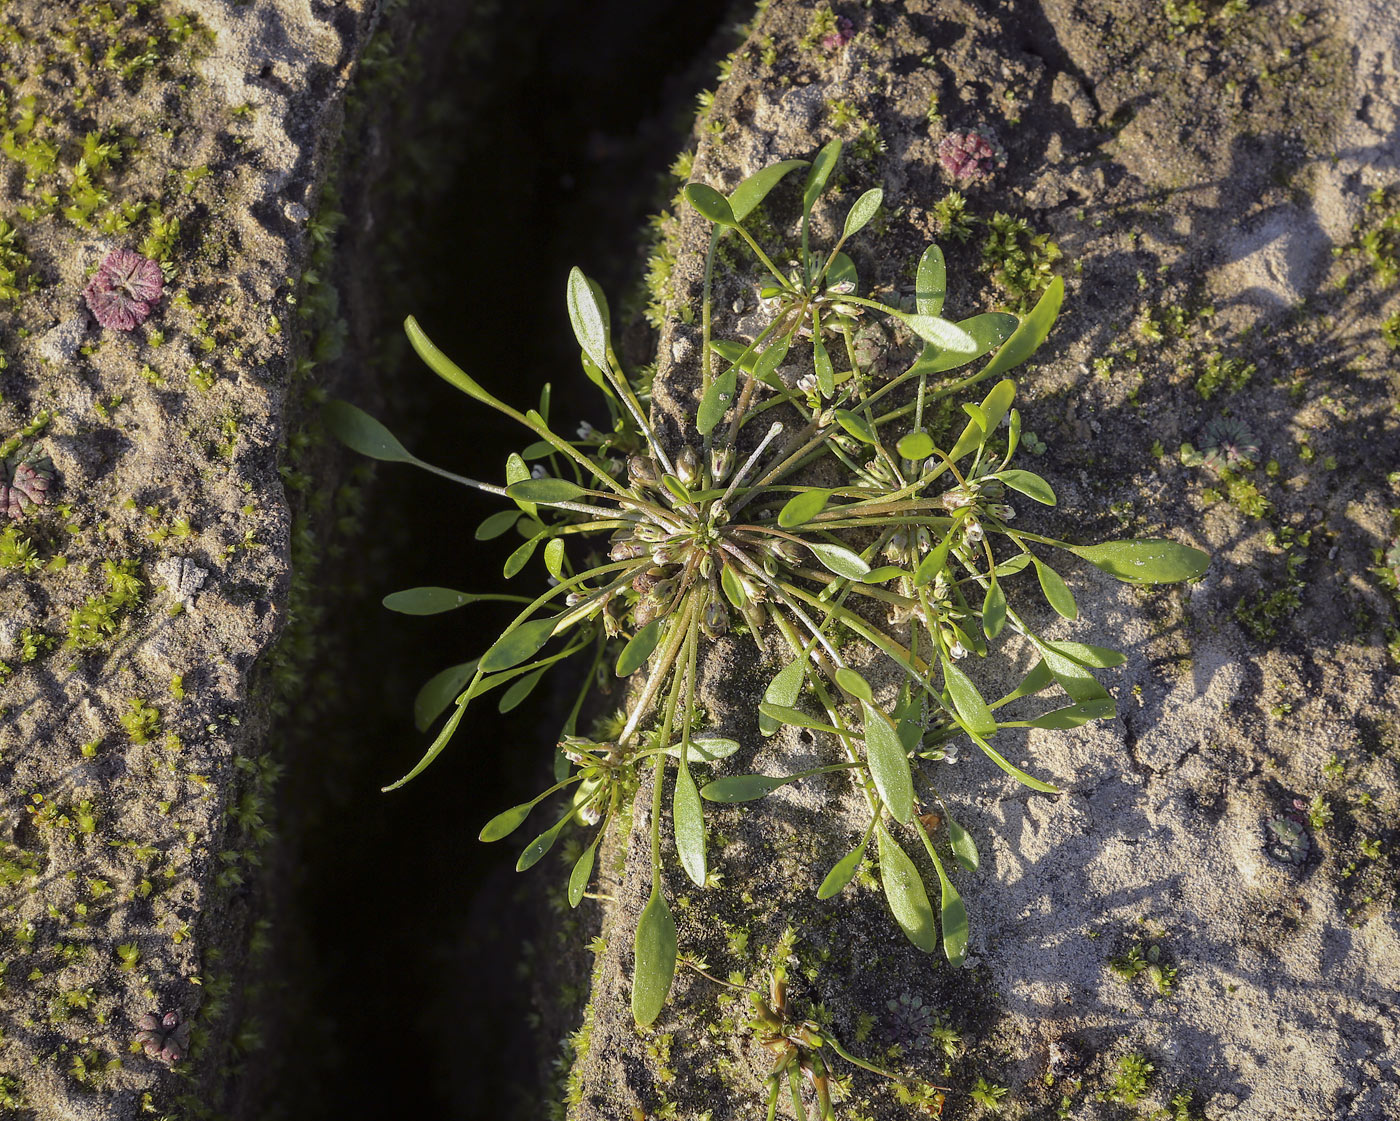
[564,2,1400,1119]
[0,1,391,1115]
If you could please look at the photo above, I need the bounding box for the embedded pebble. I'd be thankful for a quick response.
[155,557,209,605]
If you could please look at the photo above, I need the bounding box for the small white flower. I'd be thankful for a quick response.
[531,464,547,479]
[949,640,969,660]
[964,519,984,545]
[576,420,597,440]
[579,803,602,825]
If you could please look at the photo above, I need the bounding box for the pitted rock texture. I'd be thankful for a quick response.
[0,1,382,1116]
[564,2,1400,1120]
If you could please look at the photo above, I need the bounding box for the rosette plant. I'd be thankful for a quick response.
[328,141,1208,1027]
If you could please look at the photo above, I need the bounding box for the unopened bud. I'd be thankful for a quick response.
[603,598,625,638]
[676,446,700,487]
[742,601,767,630]
[701,599,729,638]
[709,447,734,482]
[646,578,677,604]
[772,539,803,565]
[628,455,659,486]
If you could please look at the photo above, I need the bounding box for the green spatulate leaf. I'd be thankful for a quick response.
[818,831,870,900]
[862,701,914,823]
[632,885,677,1026]
[1068,539,1210,583]
[324,400,415,463]
[876,823,936,952]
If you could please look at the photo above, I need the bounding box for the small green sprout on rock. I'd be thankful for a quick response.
[1108,941,1178,996]
[65,559,142,650]
[1103,1052,1154,1106]
[329,143,1209,1029]
[969,1076,1008,1111]
[119,698,160,744]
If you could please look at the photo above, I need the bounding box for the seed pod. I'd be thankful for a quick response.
[701,599,729,638]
